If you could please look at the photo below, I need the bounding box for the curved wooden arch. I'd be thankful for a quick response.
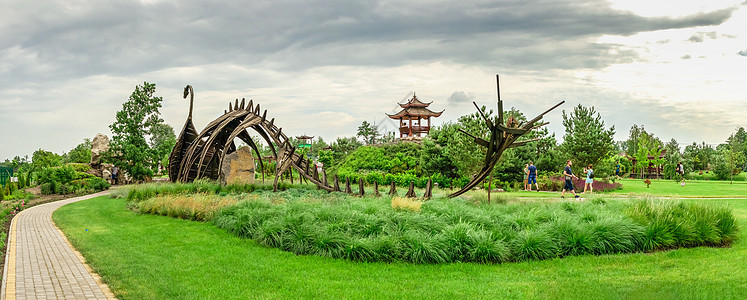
[171,86,333,192]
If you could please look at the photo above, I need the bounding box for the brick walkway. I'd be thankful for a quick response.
[1,191,115,300]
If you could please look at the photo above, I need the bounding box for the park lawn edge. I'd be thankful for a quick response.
[53,195,747,299]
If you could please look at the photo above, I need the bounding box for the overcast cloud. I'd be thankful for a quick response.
[1,0,746,160]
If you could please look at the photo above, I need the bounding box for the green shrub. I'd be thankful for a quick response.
[40,181,57,195]
[68,163,92,172]
[126,185,740,264]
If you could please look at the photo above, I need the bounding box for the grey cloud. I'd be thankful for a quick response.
[681,55,692,60]
[738,50,747,56]
[447,91,477,107]
[688,31,718,43]
[0,0,738,83]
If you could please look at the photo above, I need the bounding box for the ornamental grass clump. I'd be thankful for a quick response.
[391,196,423,211]
[625,197,738,250]
[208,194,737,263]
[130,185,738,264]
[136,194,241,221]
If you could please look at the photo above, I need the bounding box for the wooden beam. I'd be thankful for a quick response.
[458,129,489,148]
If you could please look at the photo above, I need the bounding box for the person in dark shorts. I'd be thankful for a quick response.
[561,160,580,199]
[111,166,119,185]
[527,161,539,192]
[615,163,621,177]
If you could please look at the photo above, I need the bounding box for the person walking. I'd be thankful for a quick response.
[677,161,685,183]
[561,160,580,199]
[527,161,539,192]
[583,164,594,194]
[111,166,119,185]
[523,164,529,191]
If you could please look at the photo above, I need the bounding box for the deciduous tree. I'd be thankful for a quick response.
[108,81,165,181]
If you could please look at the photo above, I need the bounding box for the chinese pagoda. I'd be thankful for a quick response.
[296,135,313,148]
[386,93,444,138]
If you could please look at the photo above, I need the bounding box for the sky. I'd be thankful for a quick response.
[1,0,746,161]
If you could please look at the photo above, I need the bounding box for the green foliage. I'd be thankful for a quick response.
[53,196,747,299]
[684,142,715,171]
[626,197,739,249]
[31,149,63,171]
[118,180,299,204]
[561,104,615,170]
[356,121,380,145]
[662,138,682,180]
[325,137,363,171]
[710,152,731,181]
[62,139,92,164]
[428,111,488,178]
[36,164,109,195]
[149,123,176,171]
[334,142,424,179]
[108,81,165,181]
[193,190,739,264]
[419,138,458,178]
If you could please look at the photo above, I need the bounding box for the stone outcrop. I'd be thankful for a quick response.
[90,133,110,166]
[220,146,255,185]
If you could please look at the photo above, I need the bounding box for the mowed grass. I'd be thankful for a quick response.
[610,178,747,198]
[54,196,747,299]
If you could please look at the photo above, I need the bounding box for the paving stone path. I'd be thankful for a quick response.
[1,191,115,300]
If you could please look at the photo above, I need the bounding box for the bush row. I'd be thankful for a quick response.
[537,175,623,192]
[334,170,471,189]
[40,177,110,195]
[37,165,110,195]
[119,180,305,203]
[208,193,737,264]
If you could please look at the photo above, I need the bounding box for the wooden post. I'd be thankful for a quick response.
[423,178,432,200]
[358,178,365,196]
[373,181,381,197]
[488,174,492,204]
[389,181,397,196]
[333,175,341,192]
[405,181,416,198]
[345,177,353,194]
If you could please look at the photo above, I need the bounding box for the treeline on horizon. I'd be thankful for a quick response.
[2,81,746,190]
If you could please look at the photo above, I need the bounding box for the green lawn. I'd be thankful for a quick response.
[610,178,747,198]
[54,195,747,299]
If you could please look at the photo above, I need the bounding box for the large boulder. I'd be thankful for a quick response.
[220,147,255,185]
[90,133,110,166]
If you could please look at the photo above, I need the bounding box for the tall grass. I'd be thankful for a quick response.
[136,194,241,221]
[206,192,739,264]
[114,179,305,203]
[123,182,738,264]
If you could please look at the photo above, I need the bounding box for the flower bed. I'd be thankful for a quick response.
[538,175,622,192]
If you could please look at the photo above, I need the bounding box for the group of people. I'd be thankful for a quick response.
[522,160,595,199]
[560,160,594,199]
[522,159,688,198]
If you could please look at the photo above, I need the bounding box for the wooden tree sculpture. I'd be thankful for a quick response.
[448,75,564,198]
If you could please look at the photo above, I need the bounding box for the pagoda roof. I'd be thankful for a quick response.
[398,93,432,108]
[387,107,444,119]
[296,135,314,140]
